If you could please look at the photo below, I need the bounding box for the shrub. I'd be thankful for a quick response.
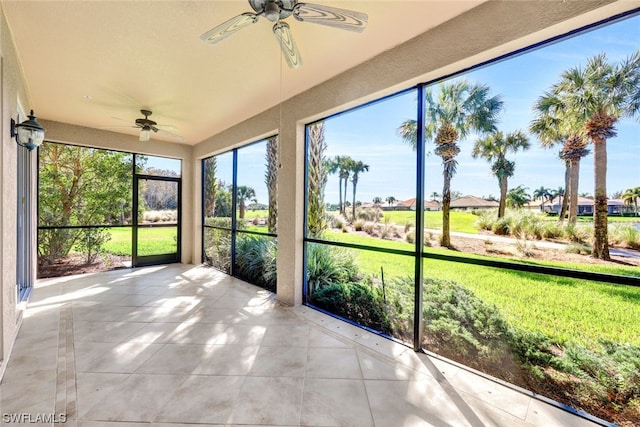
[76,227,111,264]
[234,235,277,292]
[541,222,564,239]
[491,217,511,235]
[353,218,365,231]
[609,224,640,249]
[310,282,391,333]
[363,221,376,235]
[306,244,359,294]
[564,224,591,243]
[329,214,346,230]
[475,210,497,231]
[357,207,383,222]
[405,229,415,244]
[565,242,592,255]
[421,277,511,360]
[203,229,231,272]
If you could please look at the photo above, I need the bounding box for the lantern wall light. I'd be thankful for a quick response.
[11,110,45,151]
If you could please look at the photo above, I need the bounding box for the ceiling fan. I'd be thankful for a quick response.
[200,0,368,68]
[134,109,160,142]
[102,109,185,143]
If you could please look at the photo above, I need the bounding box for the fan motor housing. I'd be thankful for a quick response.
[249,0,296,20]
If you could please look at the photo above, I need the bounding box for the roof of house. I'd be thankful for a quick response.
[450,195,499,208]
[398,198,441,209]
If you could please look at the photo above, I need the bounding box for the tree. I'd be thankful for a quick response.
[531,86,590,225]
[372,196,382,206]
[472,130,530,218]
[551,187,566,218]
[398,79,503,247]
[38,144,133,264]
[429,192,440,202]
[551,51,640,259]
[533,186,553,213]
[386,196,397,206]
[326,155,354,216]
[307,121,328,237]
[265,136,278,233]
[236,186,256,219]
[622,186,640,216]
[506,185,531,209]
[350,160,369,221]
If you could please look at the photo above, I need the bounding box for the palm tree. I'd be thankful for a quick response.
[325,157,340,213]
[533,186,552,213]
[430,192,440,202]
[327,155,354,216]
[551,187,566,218]
[203,156,217,218]
[506,185,531,209]
[552,52,640,259]
[307,122,328,237]
[398,79,503,247]
[372,196,382,206]
[622,186,640,216]
[264,136,278,233]
[472,130,530,218]
[236,186,256,219]
[531,89,590,225]
[386,196,396,206]
[350,161,369,221]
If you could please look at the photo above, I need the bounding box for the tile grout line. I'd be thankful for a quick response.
[53,307,78,423]
[65,306,77,422]
[54,306,67,420]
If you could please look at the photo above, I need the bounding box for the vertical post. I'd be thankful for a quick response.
[413,85,426,352]
[231,149,238,275]
[132,155,139,267]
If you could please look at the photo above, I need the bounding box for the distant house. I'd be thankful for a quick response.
[540,196,628,216]
[450,195,499,210]
[398,198,441,211]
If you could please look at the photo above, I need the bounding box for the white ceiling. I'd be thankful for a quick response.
[2,1,486,145]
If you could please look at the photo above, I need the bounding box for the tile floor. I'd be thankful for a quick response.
[0,264,603,427]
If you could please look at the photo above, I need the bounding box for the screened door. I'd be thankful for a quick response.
[133,175,180,267]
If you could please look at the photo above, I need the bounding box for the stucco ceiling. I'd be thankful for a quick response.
[2,1,486,145]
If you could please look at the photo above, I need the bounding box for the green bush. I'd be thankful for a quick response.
[75,227,111,264]
[422,277,510,358]
[609,224,640,249]
[234,235,277,292]
[310,282,391,333]
[306,244,359,294]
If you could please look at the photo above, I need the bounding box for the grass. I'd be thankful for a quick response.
[324,230,640,347]
[102,227,177,256]
[381,210,479,234]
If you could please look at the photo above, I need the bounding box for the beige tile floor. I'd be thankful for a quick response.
[0,264,603,427]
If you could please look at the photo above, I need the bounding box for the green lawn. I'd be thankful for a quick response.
[382,210,479,234]
[324,230,640,347]
[102,227,177,256]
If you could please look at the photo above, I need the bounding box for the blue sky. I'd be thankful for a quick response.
[223,13,639,206]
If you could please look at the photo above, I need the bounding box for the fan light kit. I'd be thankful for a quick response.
[200,0,368,68]
[135,109,158,142]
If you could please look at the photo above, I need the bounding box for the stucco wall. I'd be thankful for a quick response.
[0,1,33,372]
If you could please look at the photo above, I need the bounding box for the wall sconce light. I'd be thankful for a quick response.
[11,110,46,151]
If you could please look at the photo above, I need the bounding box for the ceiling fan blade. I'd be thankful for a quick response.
[200,13,259,44]
[153,128,187,143]
[273,21,302,68]
[292,3,367,33]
